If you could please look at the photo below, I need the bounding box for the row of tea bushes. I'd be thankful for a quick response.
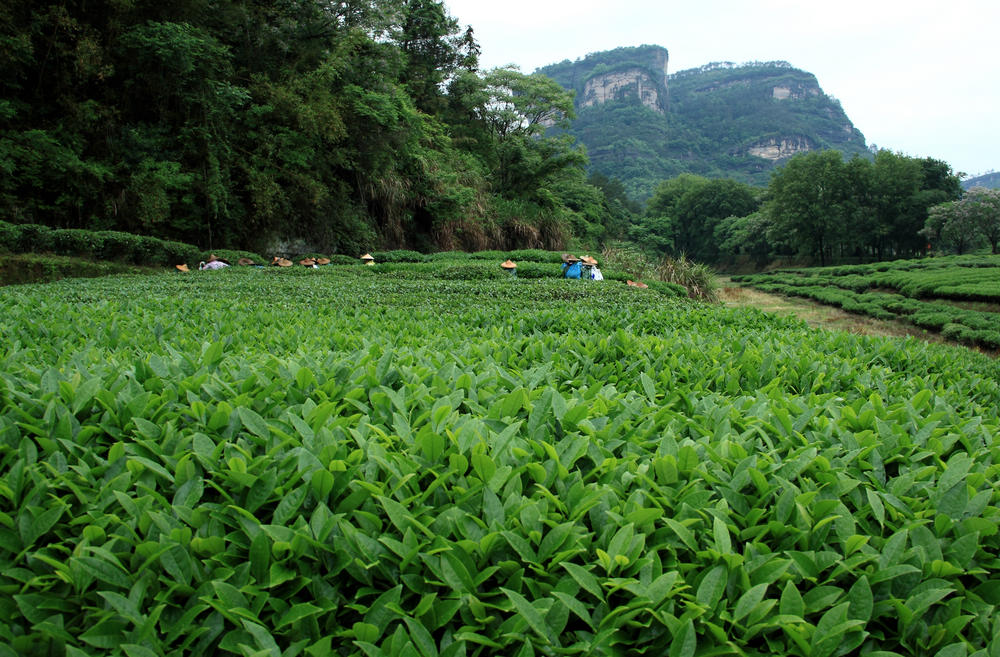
[1,268,999,655]
[743,255,1000,303]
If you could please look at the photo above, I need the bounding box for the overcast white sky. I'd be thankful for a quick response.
[444,0,999,178]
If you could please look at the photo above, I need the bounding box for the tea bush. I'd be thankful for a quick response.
[1,266,998,656]
[736,255,1000,348]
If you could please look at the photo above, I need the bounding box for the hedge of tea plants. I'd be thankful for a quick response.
[732,255,1000,349]
[1,266,999,656]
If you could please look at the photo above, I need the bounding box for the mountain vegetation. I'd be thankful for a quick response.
[962,171,1000,190]
[1,6,981,267]
[0,0,629,255]
[537,47,871,199]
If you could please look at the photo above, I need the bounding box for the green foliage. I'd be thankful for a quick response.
[434,263,504,280]
[538,55,870,197]
[924,187,1000,254]
[0,221,201,266]
[372,250,428,263]
[655,255,720,302]
[329,254,362,265]
[1,0,626,255]
[735,254,1000,348]
[644,175,760,261]
[0,254,150,285]
[0,266,998,656]
[765,151,961,266]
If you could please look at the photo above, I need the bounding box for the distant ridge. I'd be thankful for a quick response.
[963,171,1000,190]
[537,46,870,198]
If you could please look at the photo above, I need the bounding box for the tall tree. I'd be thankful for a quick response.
[766,150,852,266]
[645,174,758,260]
[394,0,475,114]
[923,187,1000,254]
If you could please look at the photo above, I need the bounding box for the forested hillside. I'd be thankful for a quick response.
[963,172,1000,190]
[0,1,630,254]
[538,51,871,198]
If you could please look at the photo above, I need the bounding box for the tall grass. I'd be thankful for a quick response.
[657,254,719,302]
[601,243,719,301]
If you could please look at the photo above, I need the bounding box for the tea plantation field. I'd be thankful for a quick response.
[2,264,999,656]
[732,255,1000,350]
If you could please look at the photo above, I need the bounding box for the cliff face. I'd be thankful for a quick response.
[581,68,664,112]
[746,136,814,160]
[537,45,670,114]
[536,51,869,197]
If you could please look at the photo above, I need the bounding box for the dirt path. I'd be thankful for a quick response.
[718,278,945,343]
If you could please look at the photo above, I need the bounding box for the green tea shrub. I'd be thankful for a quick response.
[435,264,504,280]
[157,239,201,267]
[514,262,558,279]
[0,221,20,253]
[93,230,142,261]
[0,253,144,284]
[468,250,506,261]
[14,222,53,252]
[372,249,427,263]
[910,310,953,330]
[1,271,999,655]
[506,249,563,263]
[941,322,965,340]
[427,251,476,261]
[50,228,104,258]
[644,280,686,297]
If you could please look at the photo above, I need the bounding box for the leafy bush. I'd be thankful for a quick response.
[0,253,147,285]
[50,228,104,257]
[427,251,476,261]
[737,256,1000,348]
[601,242,654,280]
[14,223,54,252]
[93,231,143,261]
[468,250,507,261]
[434,263,504,280]
[0,223,203,267]
[513,262,560,279]
[0,221,21,253]
[506,249,564,263]
[643,280,686,297]
[372,249,427,263]
[157,239,201,267]
[1,270,999,656]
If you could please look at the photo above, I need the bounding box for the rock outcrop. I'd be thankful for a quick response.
[746,136,814,160]
[537,45,669,113]
[581,68,664,112]
[536,50,870,194]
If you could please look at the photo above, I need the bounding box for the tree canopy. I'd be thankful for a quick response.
[0,0,628,254]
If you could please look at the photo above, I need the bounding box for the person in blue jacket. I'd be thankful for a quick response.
[561,254,582,279]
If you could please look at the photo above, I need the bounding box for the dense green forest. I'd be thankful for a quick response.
[2,5,984,265]
[0,0,631,254]
[635,150,965,267]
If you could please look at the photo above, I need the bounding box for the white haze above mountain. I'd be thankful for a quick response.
[445,0,999,178]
